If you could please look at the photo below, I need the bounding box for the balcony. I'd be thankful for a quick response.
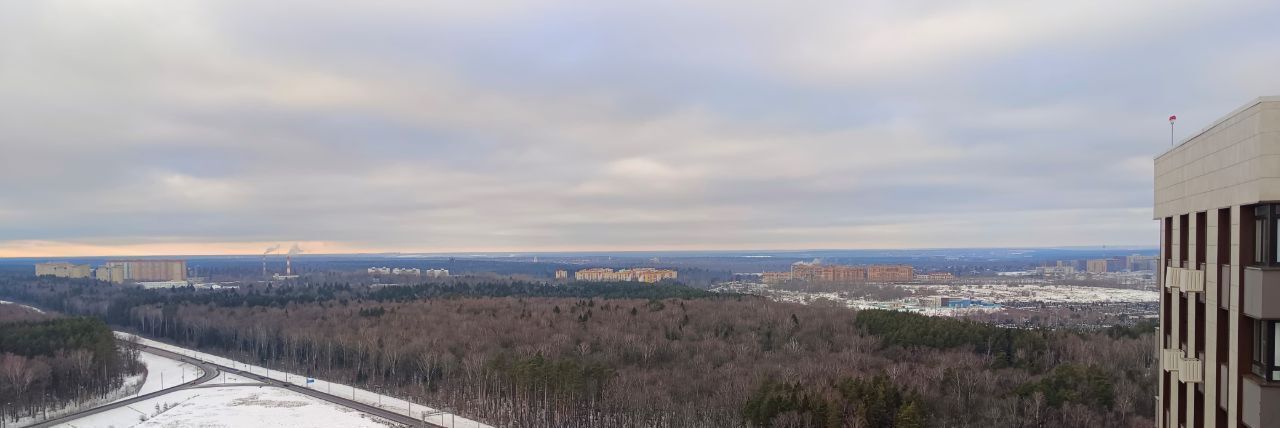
[1166,266,1181,290]
[1181,268,1206,293]
[1220,264,1231,310]
[1163,349,1183,372]
[1178,357,1203,383]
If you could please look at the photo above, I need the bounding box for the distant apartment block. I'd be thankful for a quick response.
[555,269,568,280]
[368,267,424,275]
[424,269,449,278]
[760,271,793,284]
[1087,259,1110,273]
[34,262,91,279]
[1037,265,1076,277]
[867,265,915,282]
[761,263,915,283]
[916,272,955,281]
[1128,254,1160,271]
[1154,96,1280,428]
[573,268,677,283]
[792,263,867,282]
[97,260,187,284]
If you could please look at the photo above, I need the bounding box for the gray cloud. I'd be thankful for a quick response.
[2,0,1279,255]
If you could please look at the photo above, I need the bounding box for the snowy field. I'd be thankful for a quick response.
[115,332,490,428]
[899,283,1158,304]
[7,375,143,428]
[714,281,1157,316]
[0,299,44,313]
[51,386,406,428]
[135,351,206,395]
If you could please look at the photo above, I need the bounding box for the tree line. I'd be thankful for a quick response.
[0,306,142,425]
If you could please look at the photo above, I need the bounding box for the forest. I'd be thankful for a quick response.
[0,275,1155,427]
[0,302,142,425]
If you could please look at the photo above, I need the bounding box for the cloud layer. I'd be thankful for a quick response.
[2,0,1278,256]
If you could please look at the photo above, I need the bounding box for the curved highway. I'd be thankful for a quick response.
[134,342,446,428]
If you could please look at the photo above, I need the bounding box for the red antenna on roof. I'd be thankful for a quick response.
[1169,115,1177,146]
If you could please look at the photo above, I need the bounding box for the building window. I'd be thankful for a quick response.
[1252,204,1280,266]
[1252,319,1280,381]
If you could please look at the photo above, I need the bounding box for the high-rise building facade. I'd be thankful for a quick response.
[1155,96,1280,428]
[866,264,914,282]
[573,268,676,283]
[791,263,867,282]
[1087,259,1110,273]
[99,260,187,283]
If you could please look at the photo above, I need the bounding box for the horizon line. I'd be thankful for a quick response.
[0,244,1160,260]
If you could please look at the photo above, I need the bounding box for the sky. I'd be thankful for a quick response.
[2,0,1279,257]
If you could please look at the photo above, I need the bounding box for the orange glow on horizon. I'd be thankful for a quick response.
[0,239,941,258]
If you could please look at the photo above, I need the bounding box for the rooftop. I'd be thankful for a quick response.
[1157,96,1280,159]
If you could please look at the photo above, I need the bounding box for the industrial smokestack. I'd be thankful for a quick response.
[286,244,304,276]
[263,245,280,277]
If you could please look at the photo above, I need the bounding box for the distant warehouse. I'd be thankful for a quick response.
[96,260,187,284]
[34,262,92,279]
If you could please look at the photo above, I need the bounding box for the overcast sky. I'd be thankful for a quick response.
[2,0,1279,256]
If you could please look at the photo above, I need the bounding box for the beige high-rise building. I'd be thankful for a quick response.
[1087,259,1110,273]
[866,265,914,282]
[98,260,187,284]
[1154,96,1280,428]
[34,262,91,278]
[573,268,676,283]
[790,263,867,282]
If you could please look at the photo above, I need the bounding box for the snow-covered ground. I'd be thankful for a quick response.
[899,283,1158,304]
[0,299,44,313]
[714,281,1158,316]
[50,386,406,428]
[7,375,144,428]
[115,332,490,428]
[135,351,205,395]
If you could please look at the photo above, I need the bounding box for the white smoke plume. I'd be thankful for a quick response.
[288,243,304,256]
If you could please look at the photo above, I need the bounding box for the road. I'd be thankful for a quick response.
[29,346,218,428]
[35,340,449,428]
[175,343,448,428]
[2,294,462,428]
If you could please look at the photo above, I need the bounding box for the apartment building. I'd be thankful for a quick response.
[34,262,91,279]
[867,264,914,282]
[1155,96,1280,428]
[792,263,867,282]
[573,268,677,283]
[1088,259,1110,273]
[98,260,187,284]
[761,271,793,284]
